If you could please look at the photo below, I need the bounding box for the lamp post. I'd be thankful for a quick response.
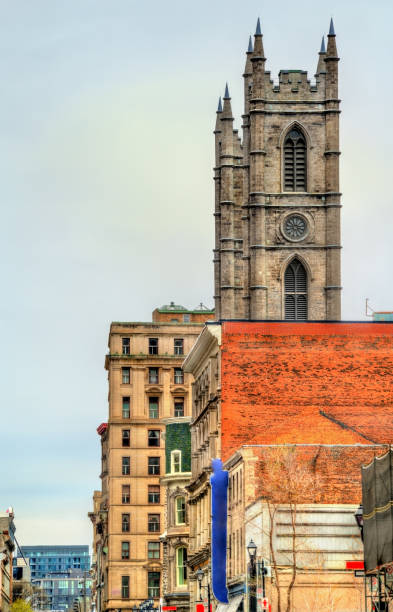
[247,540,257,612]
[196,569,211,612]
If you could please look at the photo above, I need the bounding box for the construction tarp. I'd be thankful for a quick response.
[362,449,393,572]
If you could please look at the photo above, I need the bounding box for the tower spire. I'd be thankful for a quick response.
[248,35,253,53]
[244,36,253,76]
[316,35,327,75]
[327,17,338,57]
[253,17,265,57]
[222,84,233,119]
[217,97,222,113]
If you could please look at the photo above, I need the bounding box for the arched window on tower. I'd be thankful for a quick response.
[283,128,307,191]
[284,259,307,320]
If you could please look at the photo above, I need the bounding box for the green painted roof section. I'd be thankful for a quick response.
[157,301,214,314]
[165,422,191,473]
[373,312,393,322]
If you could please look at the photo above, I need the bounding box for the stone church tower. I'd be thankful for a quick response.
[213,19,341,321]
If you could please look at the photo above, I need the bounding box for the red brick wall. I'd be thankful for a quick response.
[151,310,214,323]
[249,445,388,505]
[221,322,393,462]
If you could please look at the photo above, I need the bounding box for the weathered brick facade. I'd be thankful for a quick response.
[214,22,341,321]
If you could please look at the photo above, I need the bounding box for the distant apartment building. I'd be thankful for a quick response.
[0,511,15,612]
[31,571,92,612]
[20,546,90,581]
[90,303,213,612]
[19,546,90,611]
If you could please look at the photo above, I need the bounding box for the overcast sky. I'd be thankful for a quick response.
[1,0,393,549]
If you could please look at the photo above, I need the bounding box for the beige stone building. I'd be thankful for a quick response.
[90,304,213,612]
[214,19,341,321]
[0,512,15,612]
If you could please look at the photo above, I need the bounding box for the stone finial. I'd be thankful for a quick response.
[217,97,222,113]
[248,35,254,53]
[255,17,261,36]
[224,83,230,99]
[329,18,335,36]
[320,36,326,54]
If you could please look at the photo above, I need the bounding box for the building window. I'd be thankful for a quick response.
[176,548,187,586]
[121,542,130,560]
[122,396,130,419]
[174,400,184,417]
[122,485,130,504]
[284,258,307,321]
[148,430,160,447]
[171,450,181,473]
[174,368,184,384]
[121,576,129,599]
[122,456,130,475]
[122,367,130,384]
[148,572,160,598]
[122,514,130,532]
[148,457,160,475]
[122,338,130,355]
[183,314,190,323]
[283,128,307,192]
[148,485,160,504]
[122,430,130,447]
[149,397,159,419]
[148,514,160,532]
[148,542,160,559]
[174,339,184,355]
[149,338,158,355]
[149,368,159,384]
[175,497,186,525]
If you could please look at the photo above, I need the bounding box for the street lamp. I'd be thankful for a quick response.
[247,540,257,612]
[196,569,211,612]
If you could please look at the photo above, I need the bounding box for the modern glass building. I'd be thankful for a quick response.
[19,546,91,611]
[20,545,90,580]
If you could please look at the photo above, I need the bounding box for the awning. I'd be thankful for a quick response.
[215,595,243,612]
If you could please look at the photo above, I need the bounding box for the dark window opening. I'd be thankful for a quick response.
[148,457,160,475]
[283,128,307,192]
[174,339,184,355]
[148,514,160,533]
[148,430,160,447]
[284,259,308,320]
[122,429,130,447]
[149,397,159,419]
[121,514,130,532]
[122,456,130,475]
[148,485,160,504]
[122,338,130,355]
[149,338,158,355]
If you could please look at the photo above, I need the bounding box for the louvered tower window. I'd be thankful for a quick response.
[284,129,307,191]
[284,259,307,320]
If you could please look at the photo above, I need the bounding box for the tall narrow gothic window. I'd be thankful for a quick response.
[283,129,307,191]
[284,259,307,320]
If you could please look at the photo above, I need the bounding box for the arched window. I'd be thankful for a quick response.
[176,547,187,586]
[284,259,307,320]
[283,128,307,191]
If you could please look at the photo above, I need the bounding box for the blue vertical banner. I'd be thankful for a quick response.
[210,458,229,603]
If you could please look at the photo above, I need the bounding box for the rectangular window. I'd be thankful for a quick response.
[121,576,129,599]
[121,513,130,533]
[183,314,190,323]
[149,397,159,419]
[172,450,181,473]
[122,338,130,355]
[148,542,160,559]
[148,514,160,532]
[122,485,130,504]
[148,368,159,384]
[148,338,158,355]
[174,368,184,384]
[176,497,186,525]
[148,485,160,504]
[121,542,130,560]
[176,548,187,586]
[148,457,160,475]
[122,430,130,447]
[174,400,184,418]
[147,571,160,599]
[122,367,130,384]
[174,338,184,355]
[122,396,130,419]
[148,430,160,447]
[122,456,130,476]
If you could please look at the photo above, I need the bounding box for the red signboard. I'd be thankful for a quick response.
[346,561,365,570]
